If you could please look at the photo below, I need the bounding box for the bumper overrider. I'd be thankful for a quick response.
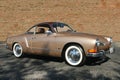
[87,37,114,57]
[6,44,8,49]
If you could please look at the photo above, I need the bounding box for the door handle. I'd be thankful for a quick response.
[32,37,36,39]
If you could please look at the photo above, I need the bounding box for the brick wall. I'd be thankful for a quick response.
[0,0,120,41]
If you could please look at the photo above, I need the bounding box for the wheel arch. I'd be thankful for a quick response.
[12,42,18,50]
[61,42,85,58]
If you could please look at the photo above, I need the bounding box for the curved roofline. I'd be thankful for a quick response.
[34,22,67,26]
[26,22,73,33]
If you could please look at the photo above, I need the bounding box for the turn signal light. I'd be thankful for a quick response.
[88,49,97,53]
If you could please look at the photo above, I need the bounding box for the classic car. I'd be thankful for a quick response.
[6,22,114,66]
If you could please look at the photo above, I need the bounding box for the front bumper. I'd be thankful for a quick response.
[5,43,11,50]
[6,44,8,49]
[87,47,114,57]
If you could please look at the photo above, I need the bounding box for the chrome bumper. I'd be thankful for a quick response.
[87,47,114,57]
[5,44,9,49]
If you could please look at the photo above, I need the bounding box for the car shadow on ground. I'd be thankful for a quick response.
[85,56,110,66]
[23,54,64,63]
[22,53,110,66]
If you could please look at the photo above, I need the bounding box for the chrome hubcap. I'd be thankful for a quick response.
[68,48,80,63]
[15,45,22,55]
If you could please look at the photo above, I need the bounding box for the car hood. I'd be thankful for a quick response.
[58,32,108,42]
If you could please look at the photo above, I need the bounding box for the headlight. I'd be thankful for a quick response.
[105,37,112,43]
[96,39,104,46]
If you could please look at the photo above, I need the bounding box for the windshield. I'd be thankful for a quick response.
[53,22,74,32]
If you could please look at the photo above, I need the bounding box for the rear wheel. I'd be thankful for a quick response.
[64,45,86,66]
[13,43,23,58]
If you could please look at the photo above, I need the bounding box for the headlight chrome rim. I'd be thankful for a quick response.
[105,37,113,43]
[96,39,105,46]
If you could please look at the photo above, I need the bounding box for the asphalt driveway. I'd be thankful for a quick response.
[0,42,120,80]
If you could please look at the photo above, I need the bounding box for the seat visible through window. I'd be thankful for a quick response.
[38,28,45,33]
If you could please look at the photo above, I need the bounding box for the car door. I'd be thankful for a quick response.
[31,32,57,56]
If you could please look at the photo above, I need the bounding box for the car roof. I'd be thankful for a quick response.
[34,22,67,27]
[27,22,71,33]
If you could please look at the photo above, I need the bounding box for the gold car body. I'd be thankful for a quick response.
[6,22,114,57]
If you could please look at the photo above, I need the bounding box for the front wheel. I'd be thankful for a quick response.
[13,43,23,58]
[65,45,86,66]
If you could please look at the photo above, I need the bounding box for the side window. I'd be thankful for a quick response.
[35,27,51,34]
[27,26,53,34]
[27,27,35,34]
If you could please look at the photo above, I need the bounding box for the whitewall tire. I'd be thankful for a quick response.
[65,45,86,66]
[13,43,23,58]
